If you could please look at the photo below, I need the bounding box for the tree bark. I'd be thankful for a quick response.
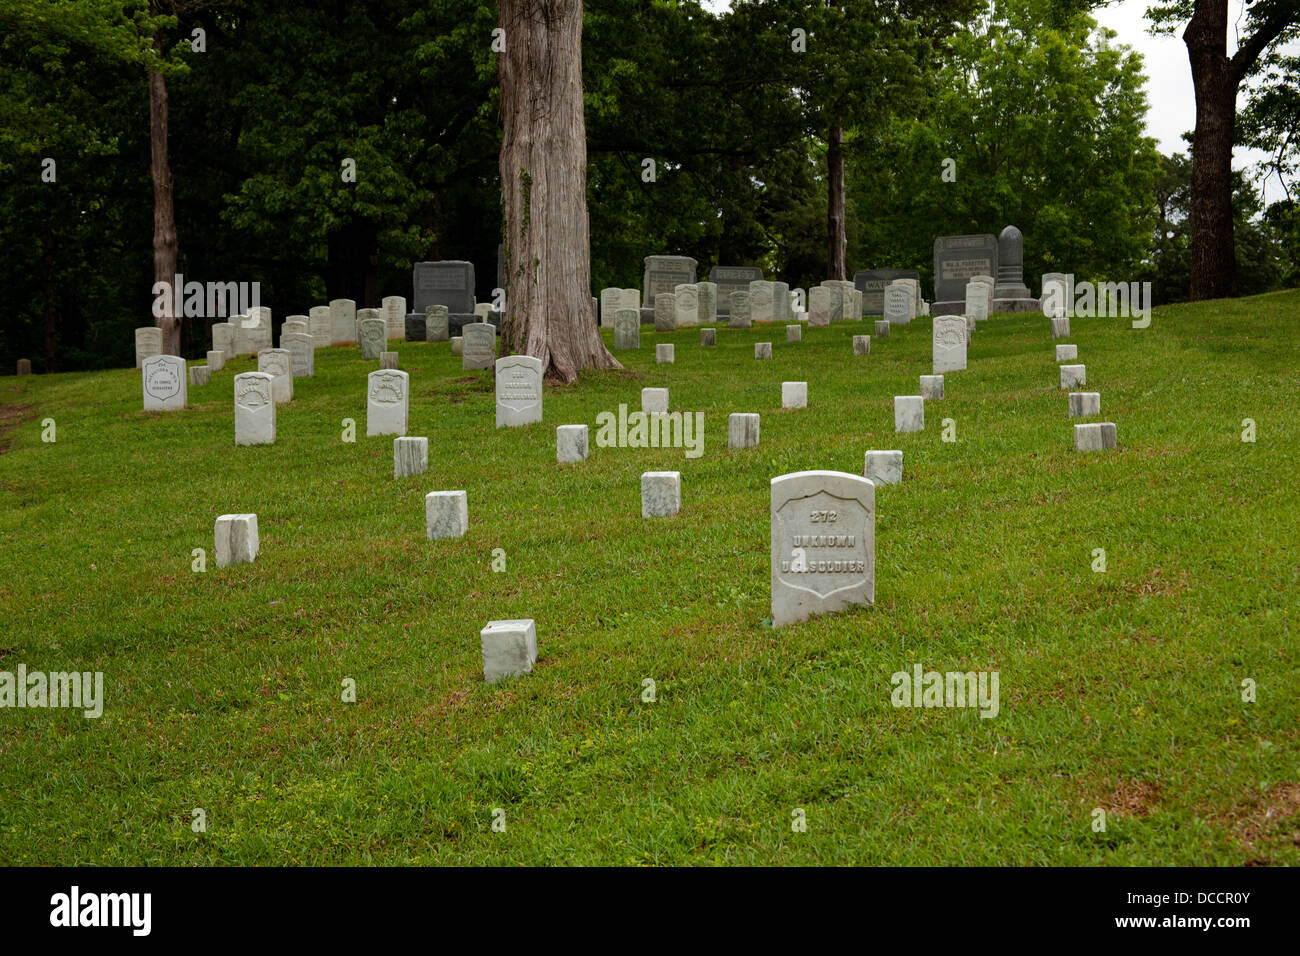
[498,0,620,383]
[1184,0,1236,300]
[42,231,57,373]
[149,61,181,353]
[826,122,847,280]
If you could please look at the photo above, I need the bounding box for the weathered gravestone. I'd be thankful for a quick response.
[367,369,409,436]
[654,293,677,332]
[728,292,751,328]
[142,355,186,411]
[426,490,468,540]
[557,425,588,464]
[330,299,357,344]
[211,322,234,360]
[852,335,871,356]
[786,325,802,342]
[600,288,623,329]
[1060,364,1086,389]
[359,318,387,359]
[281,318,309,340]
[863,451,903,486]
[656,344,675,364]
[462,323,496,371]
[394,436,428,478]
[413,261,475,315]
[932,234,998,315]
[1056,344,1078,362]
[853,269,921,316]
[1068,392,1101,418]
[701,328,716,346]
[620,289,641,314]
[728,413,760,449]
[697,281,718,324]
[1041,272,1071,318]
[932,315,968,373]
[214,514,259,568]
[16,359,31,375]
[495,355,544,428]
[189,365,210,387]
[819,281,845,322]
[920,375,944,400]
[770,471,875,627]
[782,382,807,409]
[641,472,681,518]
[884,285,912,326]
[772,281,790,323]
[642,256,697,312]
[674,284,699,328]
[382,296,407,339]
[480,619,537,684]
[426,305,450,342]
[1073,422,1117,452]
[234,372,275,445]
[749,281,775,323]
[708,265,763,316]
[450,336,463,355]
[135,327,162,370]
[755,342,773,360]
[965,281,989,322]
[281,332,315,378]
[614,309,640,349]
[894,396,924,432]
[808,287,831,327]
[308,307,332,348]
[257,348,294,403]
[379,351,399,370]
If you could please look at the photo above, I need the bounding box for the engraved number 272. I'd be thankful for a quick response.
[809,511,837,523]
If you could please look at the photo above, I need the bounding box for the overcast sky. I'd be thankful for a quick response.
[698,0,1294,206]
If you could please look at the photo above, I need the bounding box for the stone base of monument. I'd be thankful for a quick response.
[991,298,1042,313]
[930,300,966,316]
[449,312,498,335]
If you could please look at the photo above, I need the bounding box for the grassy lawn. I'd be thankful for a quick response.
[1,293,1297,866]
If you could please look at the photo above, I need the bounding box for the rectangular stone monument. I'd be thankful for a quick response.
[698,281,717,324]
[257,348,294,403]
[1056,344,1078,362]
[234,372,275,445]
[480,619,537,684]
[656,344,675,364]
[786,325,801,342]
[382,296,407,339]
[394,436,428,477]
[425,490,467,539]
[674,284,700,327]
[135,327,162,370]
[330,298,357,344]
[853,335,870,356]
[853,269,921,315]
[206,349,224,373]
[933,234,998,314]
[642,388,668,414]
[894,396,924,432]
[451,336,463,355]
[281,332,315,378]
[884,285,912,325]
[189,365,210,387]
[214,514,259,568]
[755,342,772,359]
[211,322,234,360]
[614,309,640,349]
[749,280,775,323]
[932,315,968,373]
[308,307,332,348]
[142,354,186,411]
[770,471,875,627]
[600,288,622,329]
[1051,316,1071,339]
[808,287,831,327]
[1060,364,1086,389]
[782,382,807,409]
[728,292,751,328]
[280,319,308,340]
[701,328,716,346]
[425,305,450,342]
[920,375,944,400]
[557,425,588,464]
[359,317,387,359]
[708,265,763,315]
[496,355,543,428]
[819,281,845,322]
[367,369,409,436]
[728,413,760,449]
[965,282,989,322]
[772,282,790,323]
[1073,422,1117,452]
[380,352,399,369]
[654,293,677,332]
[641,472,681,518]
[863,450,903,485]
[413,261,475,315]
[621,289,641,313]
[1068,392,1101,418]
[874,320,890,338]
[642,256,698,310]
[1041,273,1071,319]
[462,323,496,371]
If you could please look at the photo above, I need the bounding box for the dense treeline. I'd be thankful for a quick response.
[1,0,1295,373]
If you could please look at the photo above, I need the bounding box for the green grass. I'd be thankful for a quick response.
[1,294,1297,866]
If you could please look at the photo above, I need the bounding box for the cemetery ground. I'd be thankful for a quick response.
[1,294,1297,867]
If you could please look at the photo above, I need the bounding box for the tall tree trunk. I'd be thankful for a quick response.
[826,122,847,280]
[149,62,181,354]
[42,231,57,373]
[498,0,620,383]
[1184,0,1237,300]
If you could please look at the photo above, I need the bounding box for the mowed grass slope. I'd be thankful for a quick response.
[0,293,1296,866]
